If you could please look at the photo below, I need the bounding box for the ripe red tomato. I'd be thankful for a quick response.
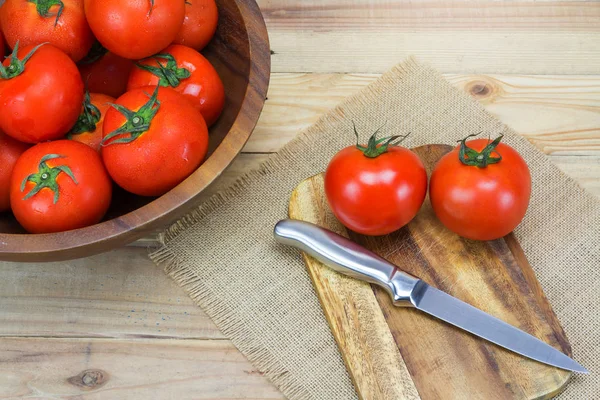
[84,0,185,60]
[127,44,225,126]
[325,127,428,236]
[101,86,209,197]
[429,135,531,241]
[0,43,84,143]
[78,42,134,98]
[0,0,94,62]
[0,130,29,212]
[173,0,218,51]
[68,91,114,152]
[10,140,112,234]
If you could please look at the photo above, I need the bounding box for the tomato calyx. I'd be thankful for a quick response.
[78,41,108,66]
[20,154,78,204]
[68,91,102,137]
[0,42,46,80]
[29,0,65,27]
[354,122,409,158]
[458,133,504,168]
[102,86,161,146]
[135,54,191,88]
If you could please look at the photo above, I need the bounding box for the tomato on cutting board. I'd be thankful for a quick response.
[10,140,112,234]
[84,0,185,60]
[0,0,94,62]
[173,0,219,51]
[324,125,428,236]
[429,135,532,241]
[78,42,134,99]
[101,86,209,197]
[128,44,225,126]
[68,91,114,152]
[0,43,84,143]
[0,130,30,212]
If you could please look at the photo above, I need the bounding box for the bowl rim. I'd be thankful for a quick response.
[0,0,271,262]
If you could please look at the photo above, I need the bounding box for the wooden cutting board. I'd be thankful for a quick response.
[288,144,573,400]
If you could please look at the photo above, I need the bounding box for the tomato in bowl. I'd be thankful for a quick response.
[0,0,270,261]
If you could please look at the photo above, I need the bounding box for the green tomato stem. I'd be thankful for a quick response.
[28,0,64,26]
[0,42,47,80]
[68,90,102,137]
[457,133,504,168]
[134,53,191,88]
[353,121,410,158]
[78,41,108,66]
[21,154,78,204]
[102,86,161,146]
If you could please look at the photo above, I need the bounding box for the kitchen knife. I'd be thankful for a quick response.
[273,219,588,374]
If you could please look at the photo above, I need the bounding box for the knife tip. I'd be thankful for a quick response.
[571,363,589,374]
[559,356,589,374]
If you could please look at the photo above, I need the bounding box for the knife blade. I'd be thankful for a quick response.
[273,219,588,374]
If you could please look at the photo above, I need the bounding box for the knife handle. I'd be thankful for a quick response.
[274,219,421,306]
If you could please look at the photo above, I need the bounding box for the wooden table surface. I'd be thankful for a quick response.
[2,1,599,398]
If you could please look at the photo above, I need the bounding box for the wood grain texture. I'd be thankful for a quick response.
[249,73,600,157]
[260,0,600,32]
[289,145,573,400]
[0,338,283,399]
[259,0,600,74]
[0,0,271,262]
[0,247,224,339]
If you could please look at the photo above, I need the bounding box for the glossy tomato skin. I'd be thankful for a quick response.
[0,44,84,143]
[0,0,94,62]
[173,0,218,51]
[128,44,225,126]
[79,51,134,98]
[84,0,185,60]
[69,93,115,152]
[325,146,428,236]
[10,140,112,234]
[101,87,209,197]
[429,139,531,241]
[0,130,29,212]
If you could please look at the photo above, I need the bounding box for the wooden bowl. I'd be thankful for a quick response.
[0,0,271,262]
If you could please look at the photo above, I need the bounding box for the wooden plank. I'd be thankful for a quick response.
[259,0,600,74]
[248,73,600,156]
[446,74,600,156]
[247,74,381,153]
[260,0,600,32]
[289,146,572,400]
[0,247,225,339]
[0,337,283,399]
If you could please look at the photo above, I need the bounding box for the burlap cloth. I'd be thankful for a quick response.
[150,58,599,399]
